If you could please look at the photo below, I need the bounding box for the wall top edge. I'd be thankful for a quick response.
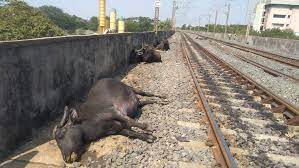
[0,31,170,49]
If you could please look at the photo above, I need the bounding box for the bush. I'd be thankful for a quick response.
[258,28,298,39]
[0,0,64,41]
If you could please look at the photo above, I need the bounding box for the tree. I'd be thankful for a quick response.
[125,19,139,32]
[87,16,98,31]
[159,18,172,31]
[258,28,298,39]
[203,23,299,40]
[0,1,64,41]
[39,5,88,33]
[181,24,187,30]
[125,17,153,32]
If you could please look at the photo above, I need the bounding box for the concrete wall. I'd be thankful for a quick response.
[0,31,173,159]
[197,31,299,58]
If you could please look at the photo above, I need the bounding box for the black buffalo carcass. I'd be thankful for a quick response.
[129,45,162,64]
[155,39,170,51]
[53,78,165,163]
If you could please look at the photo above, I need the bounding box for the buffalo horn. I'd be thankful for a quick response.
[53,125,58,138]
[59,106,70,127]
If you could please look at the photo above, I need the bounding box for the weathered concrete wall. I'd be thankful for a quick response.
[196,31,299,59]
[0,31,173,158]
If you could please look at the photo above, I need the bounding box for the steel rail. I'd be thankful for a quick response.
[183,33,299,125]
[189,32,299,68]
[212,42,299,83]
[180,34,238,168]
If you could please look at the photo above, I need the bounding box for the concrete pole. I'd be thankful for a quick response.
[171,0,177,31]
[198,17,201,31]
[224,3,231,37]
[154,0,160,35]
[245,0,250,40]
[214,10,218,33]
[245,13,251,42]
[207,14,211,32]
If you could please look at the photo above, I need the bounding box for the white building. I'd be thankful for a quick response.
[253,0,267,31]
[253,0,299,35]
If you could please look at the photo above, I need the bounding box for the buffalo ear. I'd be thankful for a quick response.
[53,125,65,139]
[69,108,79,124]
[60,106,70,127]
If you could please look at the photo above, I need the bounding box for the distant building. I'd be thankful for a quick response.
[253,0,267,32]
[253,0,299,35]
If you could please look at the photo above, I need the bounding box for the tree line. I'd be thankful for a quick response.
[181,24,299,40]
[0,0,172,41]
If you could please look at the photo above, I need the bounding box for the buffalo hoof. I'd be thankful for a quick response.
[145,125,155,134]
[141,123,149,130]
[146,134,157,143]
[159,100,170,105]
[158,95,167,99]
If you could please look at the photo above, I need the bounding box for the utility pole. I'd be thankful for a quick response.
[207,14,211,32]
[245,13,251,42]
[224,3,231,37]
[171,0,177,31]
[154,0,160,35]
[198,17,201,31]
[214,10,218,33]
[245,0,250,41]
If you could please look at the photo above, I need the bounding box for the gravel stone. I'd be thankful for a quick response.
[97,33,215,167]
[185,32,299,167]
[189,33,299,106]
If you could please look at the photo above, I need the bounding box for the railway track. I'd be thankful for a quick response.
[190,32,299,69]
[180,32,299,167]
[210,41,299,83]
[180,33,237,168]
[184,33,299,125]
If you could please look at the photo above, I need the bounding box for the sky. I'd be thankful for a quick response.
[25,0,258,26]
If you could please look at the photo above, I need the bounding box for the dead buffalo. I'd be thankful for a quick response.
[130,45,162,64]
[156,39,170,51]
[53,78,165,163]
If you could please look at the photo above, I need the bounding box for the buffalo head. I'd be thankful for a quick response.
[53,106,84,163]
[129,45,162,64]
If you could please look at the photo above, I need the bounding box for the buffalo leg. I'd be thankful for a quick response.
[139,100,168,107]
[139,100,157,107]
[119,129,156,143]
[131,88,166,99]
[113,114,148,130]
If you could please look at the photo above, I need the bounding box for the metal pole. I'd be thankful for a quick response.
[171,0,177,31]
[245,0,250,40]
[207,14,211,32]
[224,3,231,37]
[245,13,251,42]
[214,10,218,33]
[198,17,201,31]
[154,0,160,35]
